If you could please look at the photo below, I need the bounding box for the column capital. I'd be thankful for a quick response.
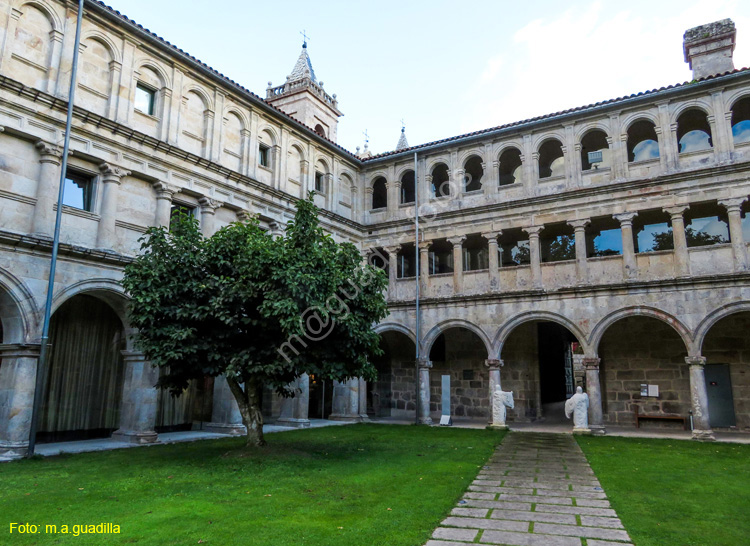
[383,245,401,256]
[568,218,591,231]
[99,162,131,183]
[0,343,41,358]
[613,211,638,225]
[685,356,707,367]
[664,205,689,217]
[198,196,223,213]
[447,235,466,247]
[417,358,433,369]
[418,240,431,251]
[481,231,502,241]
[236,209,259,222]
[718,197,747,213]
[35,140,62,164]
[522,225,543,237]
[484,358,504,370]
[120,350,147,362]
[582,357,601,370]
[152,181,180,199]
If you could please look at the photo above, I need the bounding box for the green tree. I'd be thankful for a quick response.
[651,227,727,251]
[122,195,388,447]
[547,235,576,261]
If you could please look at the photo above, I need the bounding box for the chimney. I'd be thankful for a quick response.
[683,19,736,80]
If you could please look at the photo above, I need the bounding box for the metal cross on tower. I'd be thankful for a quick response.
[300,29,310,47]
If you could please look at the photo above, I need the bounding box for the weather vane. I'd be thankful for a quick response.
[363,129,369,145]
[400,118,405,130]
[300,30,310,47]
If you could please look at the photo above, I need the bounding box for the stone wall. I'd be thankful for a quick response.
[600,317,690,427]
[501,322,541,422]
[373,332,416,417]
[702,313,750,430]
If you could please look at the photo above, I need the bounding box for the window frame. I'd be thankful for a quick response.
[134,83,157,117]
[62,169,95,212]
[258,144,270,168]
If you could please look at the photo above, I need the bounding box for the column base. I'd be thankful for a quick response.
[572,427,593,435]
[202,422,247,435]
[275,418,311,429]
[0,441,29,460]
[111,429,158,444]
[328,414,364,422]
[691,429,716,441]
[418,416,433,425]
[358,414,370,423]
[589,425,606,435]
[486,424,509,431]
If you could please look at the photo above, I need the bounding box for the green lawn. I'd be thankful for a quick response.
[578,435,750,546]
[1,424,501,545]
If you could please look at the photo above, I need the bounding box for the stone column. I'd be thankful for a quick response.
[583,357,605,435]
[0,344,40,459]
[111,351,159,444]
[614,212,639,280]
[485,359,504,426]
[153,182,178,228]
[686,356,715,441]
[31,141,62,237]
[199,198,222,237]
[329,378,361,421]
[386,182,398,214]
[96,163,130,250]
[523,226,543,288]
[482,231,501,291]
[204,375,246,434]
[383,245,401,299]
[447,236,466,294]
[719,198,748,271]
[568,219,590,284]
[419,241,430,297]
[276,374,311,428]
[417,358,433,425]
[664,205,691,277]
[358,377,369,421]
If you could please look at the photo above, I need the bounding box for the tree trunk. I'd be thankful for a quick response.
[226,376,266,447]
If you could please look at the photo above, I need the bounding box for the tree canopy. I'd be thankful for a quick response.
[122,195,389,446]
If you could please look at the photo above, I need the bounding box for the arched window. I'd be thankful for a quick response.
[538,139,565,179]
[676,109,712,153]
[627,119,660,162]
[314,124,326,138]
[400,170,415,204]
[78,38,114,116]
[580,130,610,171]
[498,147,523,186]
[731,97,750,145]
[463,156,483,192]
[431,163,450,198]
[372,177,387,210]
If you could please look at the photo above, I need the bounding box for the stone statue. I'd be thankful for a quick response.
[565,386,590,433]
[491,385,514,429]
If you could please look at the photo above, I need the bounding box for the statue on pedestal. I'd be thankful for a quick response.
[565,386,591,433]
[491,385,514,429]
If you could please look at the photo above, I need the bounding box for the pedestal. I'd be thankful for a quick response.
[0,345,40,459]
[204,375,247,435]
[277,374,311,428]
[111,352,159,444]
[329,378,362,421]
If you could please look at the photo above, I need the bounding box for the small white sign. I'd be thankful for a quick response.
[439,415,452,426]
[648,384,660,397]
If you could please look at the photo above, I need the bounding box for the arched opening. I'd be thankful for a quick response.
[314,124,326,138]
[498,148,523,186]
[155,376,213,433]
[580,130,610,171]
[308,373,334,420]
[38,295,125,443]
[431,163,451,198]
[371,177,387,210]
[730,97,750,145]
[500,320,581,423]
[400,170,415,204]
[627,119,660,162]
[701,311,750,430]
[430,327,489,420]
[538,139,565,179]
[370,330,417,418]
[598,316,689,428]
[463,156,483,192]
[677,109,713,153]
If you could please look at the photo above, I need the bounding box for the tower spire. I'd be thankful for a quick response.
[396,123,409,151]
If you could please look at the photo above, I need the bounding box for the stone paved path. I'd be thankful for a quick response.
[426,432,633,546]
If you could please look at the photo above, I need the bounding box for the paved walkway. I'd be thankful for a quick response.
[426,432,632,546]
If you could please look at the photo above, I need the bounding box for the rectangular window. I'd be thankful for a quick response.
[258,144,270,168]
[169,204,195,229]
[135,84,156,116]
[62,170,94,211]
[314,172,324,193]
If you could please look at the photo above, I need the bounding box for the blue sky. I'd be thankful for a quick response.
[104,0,750,155]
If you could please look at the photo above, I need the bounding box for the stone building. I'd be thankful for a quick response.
[0,1,748,459]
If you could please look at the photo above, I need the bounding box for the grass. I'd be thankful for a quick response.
[0,424,502,545]
[577,435,750,546]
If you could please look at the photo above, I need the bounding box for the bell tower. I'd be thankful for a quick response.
[265,39,343,142]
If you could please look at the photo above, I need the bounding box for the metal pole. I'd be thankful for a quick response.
[26,0,85,457]
[414,151,420,425]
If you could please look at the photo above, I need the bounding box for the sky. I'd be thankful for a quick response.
[103,0,750,155]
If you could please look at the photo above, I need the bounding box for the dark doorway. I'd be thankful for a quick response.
[538,322,576,420]
[308,376,333,419]
[705,364,737,428]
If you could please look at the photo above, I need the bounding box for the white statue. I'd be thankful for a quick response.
[565,386,590,432]
[491,385,514,429]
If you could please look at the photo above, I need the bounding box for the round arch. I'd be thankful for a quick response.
[422,319,492,359]
[0,267,38,344]
[134,59,172,90]
[17,0,63,31]
[425,157,450,175]
[589,306,693,356]
[223,107,248,131]
[621,111,660,133]
[457,149,485,167]
[493,311,588,358]
[81,31,122,64]
[694,301,750,354]
[494,142,524,160]
[575,122,611,142]
[374,322,417,345]
[531,132,566,152]
[670,101,713,124]
[49,279,131,335]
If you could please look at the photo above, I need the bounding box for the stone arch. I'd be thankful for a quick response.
[374,322,417,345]
[366,170,388,188]
[134,59,171,90]
[223,107,248,130]
[314,156,331,174]
[0,267,38,344]
[183,84,214,113]
[531,131,566,152]
[574,120,611,141]
[80,30,122,64]
[671,100,713,123]
[257,124,279,147]
[288,140,308,162]
[425,156,451,175]
[394,163,415,182]
[589,306,693,356]
[493,311,588,358]
[17,0,62,31]
[494,141,524,159]
[422,319,492,359]
[621,111,660,132]
[457,148,485,167]
[694,301,750,354]
[49,279,131,336]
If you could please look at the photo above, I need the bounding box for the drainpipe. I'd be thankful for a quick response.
[414,151,420,425]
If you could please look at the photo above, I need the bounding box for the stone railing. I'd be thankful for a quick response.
[266,79,339,110]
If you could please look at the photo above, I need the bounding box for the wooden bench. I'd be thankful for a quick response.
[634,406,688,430]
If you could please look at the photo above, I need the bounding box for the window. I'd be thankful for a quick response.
[258,144,270,168]
[62,170,94,211]
[169,204,195,230]
[135,84,156,116]
[314,171,324,193]
[371,177,387,209]
[400,170,415,204]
